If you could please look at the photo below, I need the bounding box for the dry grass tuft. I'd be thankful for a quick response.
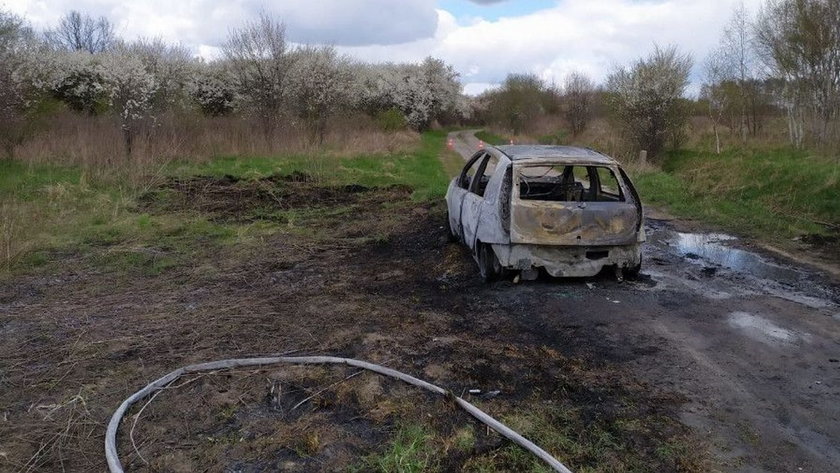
[13,111,420,189]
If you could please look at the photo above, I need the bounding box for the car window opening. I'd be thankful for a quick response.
[461,152,498,197]
[518,165,625,202]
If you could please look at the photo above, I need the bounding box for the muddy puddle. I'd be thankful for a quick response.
[653,229,840,310]
[671,232,803,284]
[727,311,809,345]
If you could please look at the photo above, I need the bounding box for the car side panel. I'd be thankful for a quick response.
[474,160,511,245]
[461,191,483,250]
[445,178,466,239]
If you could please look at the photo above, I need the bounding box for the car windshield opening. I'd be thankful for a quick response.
[518,165,625,202]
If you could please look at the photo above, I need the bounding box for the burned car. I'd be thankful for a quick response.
[446,145,644,281]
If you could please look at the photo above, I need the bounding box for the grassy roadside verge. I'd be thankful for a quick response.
[0,131,451,274]
[632,147,840,244]
[474,129,510,146]
[167,130,451,201]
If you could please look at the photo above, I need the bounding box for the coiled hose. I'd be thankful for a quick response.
[105,355,574,473]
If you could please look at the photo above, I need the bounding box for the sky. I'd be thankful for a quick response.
[2,0,765,96]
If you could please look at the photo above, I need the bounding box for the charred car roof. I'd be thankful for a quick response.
[494,145,619,165]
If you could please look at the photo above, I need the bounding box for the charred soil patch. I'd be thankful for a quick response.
[1,176,707,472]
[138,173,413,224]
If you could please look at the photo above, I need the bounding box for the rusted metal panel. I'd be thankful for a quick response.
[510,200,639,246]
[474,156,512,246]
[509,163,640,247]
[493,243,642,277]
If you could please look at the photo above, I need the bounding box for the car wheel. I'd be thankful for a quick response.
[477,243,503,282]
[625,256,642,280]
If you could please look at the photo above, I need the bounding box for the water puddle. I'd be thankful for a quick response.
[728,311,808,345]
[650,229,839,309]
[672,232,803,285]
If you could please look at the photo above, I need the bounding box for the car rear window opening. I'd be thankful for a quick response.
[518,165,625,202]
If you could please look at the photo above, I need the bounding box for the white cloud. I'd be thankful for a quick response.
[344,0,765,94]
[463,82,499,95]
[3,0,439,49]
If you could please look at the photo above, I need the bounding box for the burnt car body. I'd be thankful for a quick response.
[446,145,645,281]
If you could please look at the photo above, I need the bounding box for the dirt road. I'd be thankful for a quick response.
[446,131,840,472]
[449,129,484,160]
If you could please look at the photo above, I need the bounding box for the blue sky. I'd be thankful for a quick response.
[440,0,557,22]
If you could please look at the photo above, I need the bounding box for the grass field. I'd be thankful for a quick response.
[474,130,510,146]
[634,147,840,242]
[0,131,452,273]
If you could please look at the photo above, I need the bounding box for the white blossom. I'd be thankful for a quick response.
[186,62,236,116]
[97,52,157,127]
[1,10,40,156]
[353,57,462,130]
[37,50,108,113]
[122,39,193,109]
[287,45,353,141]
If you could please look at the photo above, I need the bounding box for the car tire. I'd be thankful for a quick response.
[625,256,642,280]
[477,243,503,282]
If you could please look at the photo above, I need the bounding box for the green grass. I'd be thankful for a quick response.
[537,130,569,145]
[168,130,451,201]
[0,131,452,273]
[354,424,439,473]
[634,147,840,242]
[474,130,510,146]
[0,160,85,200]
[461,402,705,473]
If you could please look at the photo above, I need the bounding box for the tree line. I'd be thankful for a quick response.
[474,46,693,161]
[478,0,840,161]
[2,0,839,163]
[0,10,465,159]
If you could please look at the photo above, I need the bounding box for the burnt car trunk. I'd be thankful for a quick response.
[509,162,641,247]
[510,201,639,246]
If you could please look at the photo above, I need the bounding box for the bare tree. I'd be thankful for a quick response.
[720,2,756,142]
[223,13,293,140]
[702,50,731,154]
[45,10,114,53]
[563,71,594,136]
[756,0,840,147]
[606,45,693,160]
